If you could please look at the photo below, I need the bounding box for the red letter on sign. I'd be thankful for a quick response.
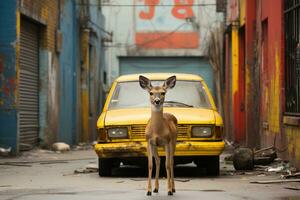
[172,0,194,19]
[139,0,160,20]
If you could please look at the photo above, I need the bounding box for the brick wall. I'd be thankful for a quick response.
[19,0,59,51]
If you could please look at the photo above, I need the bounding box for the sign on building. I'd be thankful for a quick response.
[135,0,199,49]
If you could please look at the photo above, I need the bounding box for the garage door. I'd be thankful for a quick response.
[19,18,39,151]
[119,57,214,95]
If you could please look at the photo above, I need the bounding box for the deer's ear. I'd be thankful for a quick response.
[139,75,152,90]
[163,75,176,90]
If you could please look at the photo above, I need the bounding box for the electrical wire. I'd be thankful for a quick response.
[77,3,216,7]
[103,22,187,48]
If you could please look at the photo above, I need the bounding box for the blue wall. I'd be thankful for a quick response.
[89,3,106,117]
[58,0,78,144]
[0,1,18,153]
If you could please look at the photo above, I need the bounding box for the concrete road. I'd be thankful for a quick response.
[0,149,299,200]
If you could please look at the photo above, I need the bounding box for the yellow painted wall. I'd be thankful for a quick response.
[285,126,300,170]
[268,48,280,134]
[239,0,246,26]
[231,25,239,103]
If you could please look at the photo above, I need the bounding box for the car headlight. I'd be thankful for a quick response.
[191,126,212,137]
[107,128,128,138]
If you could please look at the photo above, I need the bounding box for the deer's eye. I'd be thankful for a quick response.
[161,92,165,96]
[150,92,153,95]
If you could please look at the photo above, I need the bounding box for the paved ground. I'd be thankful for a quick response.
[0,149,299,200]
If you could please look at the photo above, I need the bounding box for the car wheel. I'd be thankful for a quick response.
[195,156,220,176]
[206,156,220,176]
[98,158,113,177]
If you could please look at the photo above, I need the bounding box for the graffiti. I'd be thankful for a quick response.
[138,0,194,20]
[135,0,199,49]
[172,0,194,19]
[139,0,160,20]
[0,55,16,107]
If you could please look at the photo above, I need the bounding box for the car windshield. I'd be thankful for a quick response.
[108,81,212,110]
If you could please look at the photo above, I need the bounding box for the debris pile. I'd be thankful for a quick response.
[52,142,70,152]
[74,164,98,174]
[232,146,277,171]
[225,145,300,188]
[71,142,95,151]
[0,147,11,156]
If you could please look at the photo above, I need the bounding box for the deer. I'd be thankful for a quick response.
[139,75,178,196]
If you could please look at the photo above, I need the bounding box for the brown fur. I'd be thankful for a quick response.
[139,75,178,196]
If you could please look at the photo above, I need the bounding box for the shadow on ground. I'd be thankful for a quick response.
[111,164,221,178]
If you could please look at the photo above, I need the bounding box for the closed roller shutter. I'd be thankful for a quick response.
[19,18,39,151]
[119,57,214,95]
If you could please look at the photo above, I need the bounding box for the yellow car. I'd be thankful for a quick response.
[95,73,225,176]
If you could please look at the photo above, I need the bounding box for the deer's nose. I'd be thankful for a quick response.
[154,98,160,105]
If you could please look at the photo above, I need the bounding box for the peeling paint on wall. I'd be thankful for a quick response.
[286,126,300,169]
[268,48,280,134]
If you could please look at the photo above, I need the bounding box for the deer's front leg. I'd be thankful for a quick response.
[147,141,153,196]
[152,146,160,193]
[165,145,172,195]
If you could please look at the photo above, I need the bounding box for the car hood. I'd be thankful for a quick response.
[104,107,216,126]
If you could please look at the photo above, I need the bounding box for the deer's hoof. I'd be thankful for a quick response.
[172,188,176,193]
[153,188,158,193]
[147,191,152,196]
[168,191,173,196]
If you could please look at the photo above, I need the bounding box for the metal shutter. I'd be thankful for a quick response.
[119,57,214,95]
[19,19,39,151]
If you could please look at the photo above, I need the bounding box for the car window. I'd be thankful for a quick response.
[108,81,212,110]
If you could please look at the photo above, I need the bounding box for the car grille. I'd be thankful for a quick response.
[130,124,189,139]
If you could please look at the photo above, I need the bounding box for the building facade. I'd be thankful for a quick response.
[0,0,106,154]
[102,0,224,98]
[225,0,300,169]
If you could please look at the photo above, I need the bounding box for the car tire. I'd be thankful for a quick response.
[206,156,220,176]
[98,158,113,177]
[195,156,220,176]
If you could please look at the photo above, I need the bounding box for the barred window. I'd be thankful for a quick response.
[285,0,300,114]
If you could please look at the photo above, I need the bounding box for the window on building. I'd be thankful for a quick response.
[285,0,300,114]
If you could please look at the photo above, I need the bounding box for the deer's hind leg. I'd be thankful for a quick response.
[170,140,176,193]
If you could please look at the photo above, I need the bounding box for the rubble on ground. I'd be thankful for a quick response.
[52,142,70,152]
[71,142,94,151]
[0,147,11,156]
[232,146,278,171]
[74,164,98,174]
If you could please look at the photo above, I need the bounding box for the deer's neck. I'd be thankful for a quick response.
[151,105,164,131]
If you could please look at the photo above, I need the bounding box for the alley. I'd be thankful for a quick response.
[0,0,300,199]
[0,149,299,200]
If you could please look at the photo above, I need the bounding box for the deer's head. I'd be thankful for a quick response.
[139,75,176,110]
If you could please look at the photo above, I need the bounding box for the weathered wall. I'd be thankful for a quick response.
[58,0,79,144]
[87,1,106,142]
[0,0,18,153]
[245,0,258,148]
[225,0,300,169]
[0,0,106,153]
[103,0,223,85]
[284,118,300,169]
[258,0,286,157]
[19,0,60,147]
[78,0,106,142]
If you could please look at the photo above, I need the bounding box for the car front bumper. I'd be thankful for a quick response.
[94,141,225,158]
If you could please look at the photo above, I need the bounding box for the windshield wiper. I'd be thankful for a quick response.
[164,101,194,108]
